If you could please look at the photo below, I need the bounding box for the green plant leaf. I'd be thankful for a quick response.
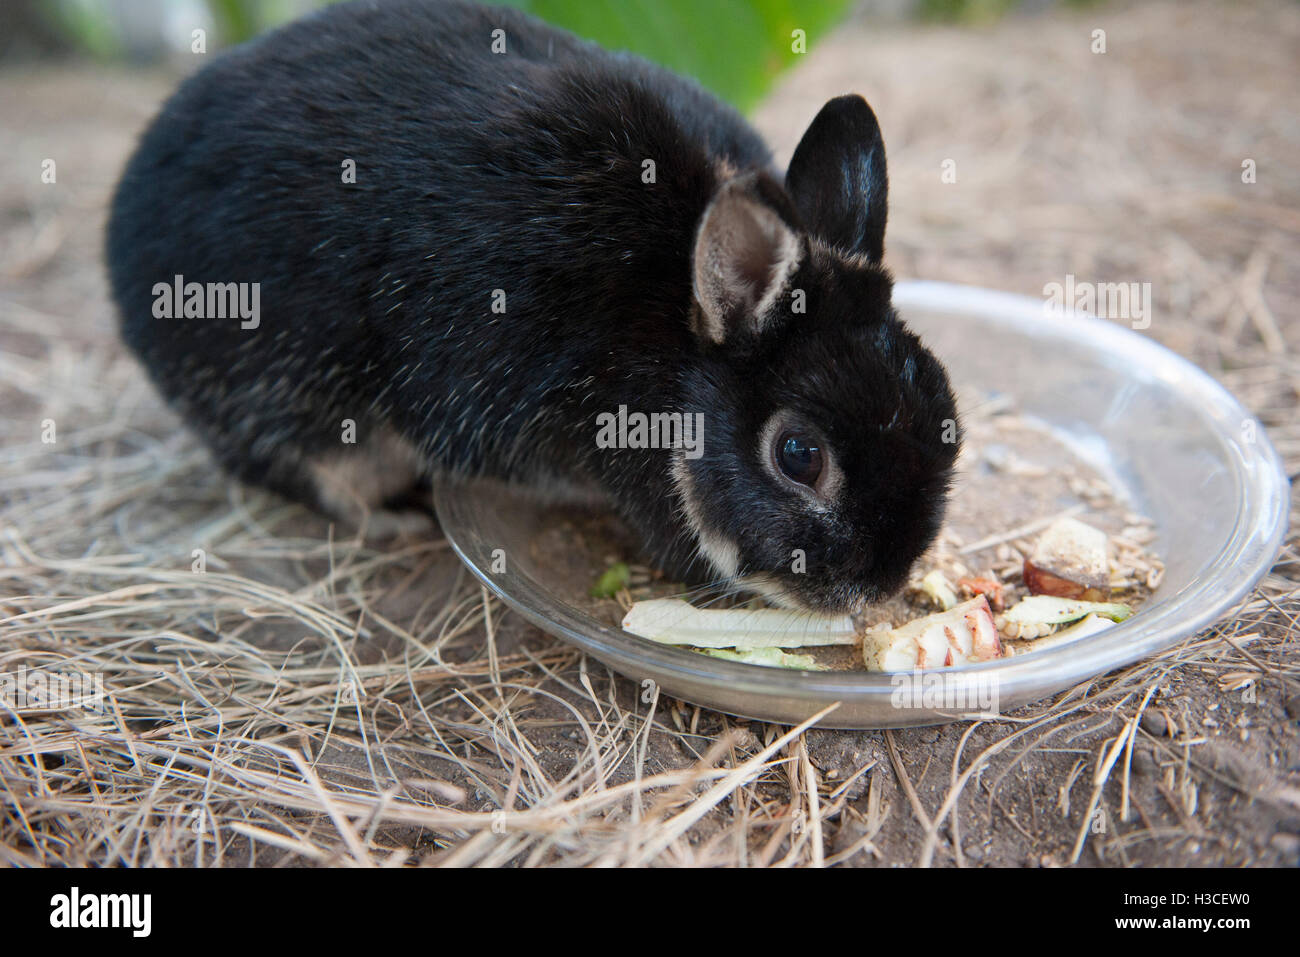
[502,0,854,111]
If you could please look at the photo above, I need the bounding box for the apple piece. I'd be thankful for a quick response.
[863,596,1004,671]
[1023,517,1110,601]
[915,569,959,610]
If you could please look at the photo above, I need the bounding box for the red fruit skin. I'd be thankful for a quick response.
[959,576,1005,611]
[964,597,1002,661]
[1022,560,1108,602]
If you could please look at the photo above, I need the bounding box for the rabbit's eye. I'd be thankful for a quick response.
[776,432,823,486]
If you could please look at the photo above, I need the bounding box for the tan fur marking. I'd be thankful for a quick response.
[670,451,740,581]
[308,427,425,524]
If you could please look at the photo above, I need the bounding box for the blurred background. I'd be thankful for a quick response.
[4,0,1104,110]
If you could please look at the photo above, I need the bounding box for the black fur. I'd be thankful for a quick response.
[785,94,889,262]
[106,0,959,612]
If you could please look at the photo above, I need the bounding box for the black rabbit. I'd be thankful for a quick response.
[107,0,959,613]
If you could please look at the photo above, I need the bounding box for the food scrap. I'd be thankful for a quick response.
[590,561,631,599]
[1003,594,1132,626]
[914,569,959,610]
[621,598,856,650]
[1022,517,1110,601]
[862,596,1003,671]
[603,401,1164,672]
[701,648,829,670]
[958,576,1005,611]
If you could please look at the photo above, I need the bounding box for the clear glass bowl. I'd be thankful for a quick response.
[433,281,1290,728]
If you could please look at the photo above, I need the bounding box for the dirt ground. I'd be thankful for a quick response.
[1,0,1297,867]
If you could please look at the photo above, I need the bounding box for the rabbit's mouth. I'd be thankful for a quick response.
[734,571,889,616]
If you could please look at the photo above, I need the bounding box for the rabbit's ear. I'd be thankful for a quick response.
[691,176,802,346]
[785,95,888,262]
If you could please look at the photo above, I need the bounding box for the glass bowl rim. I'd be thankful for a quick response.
[434,281,1290,710]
